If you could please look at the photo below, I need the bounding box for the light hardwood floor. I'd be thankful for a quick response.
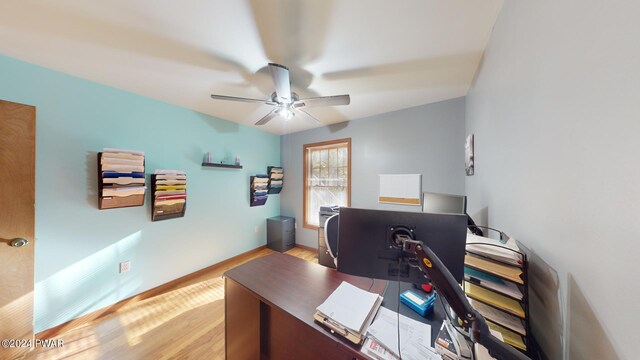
[27,246,317,360]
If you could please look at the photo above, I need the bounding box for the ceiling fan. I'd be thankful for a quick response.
[211,63,350,126]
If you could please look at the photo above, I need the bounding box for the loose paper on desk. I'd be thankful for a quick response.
[316,281,382,333]
[366,307,440,360]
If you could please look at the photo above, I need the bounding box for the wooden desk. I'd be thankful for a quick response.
[224,253,387,360]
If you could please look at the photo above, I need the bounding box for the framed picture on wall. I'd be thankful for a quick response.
[465,134,474,176]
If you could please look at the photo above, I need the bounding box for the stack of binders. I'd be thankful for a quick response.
[152,170,187,221]
[99,148,146,209]
[250,174,269,207]
[267,166,284,194]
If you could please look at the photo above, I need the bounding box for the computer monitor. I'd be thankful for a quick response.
[337,207,468,284]
[422,192,467,215]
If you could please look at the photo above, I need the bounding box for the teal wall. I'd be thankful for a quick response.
[0,55,280,332]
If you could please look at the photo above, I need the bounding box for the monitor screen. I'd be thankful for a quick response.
[422,192,467,215]
[337,208,467,284]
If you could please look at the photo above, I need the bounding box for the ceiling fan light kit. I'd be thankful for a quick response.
[211,63,350,126]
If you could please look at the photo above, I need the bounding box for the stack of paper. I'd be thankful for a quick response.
[365,307,440,360]
[100,148,146,209]
[268,167,284,194]
[153,170,186,220]
[464,282,525,318]
[466,234,523,267]
[251,175,269,206]
[486,322,526,351]
[464,267,523,300]
[464,255,524,285]
[314,281,383,344]
[468,298,526,336]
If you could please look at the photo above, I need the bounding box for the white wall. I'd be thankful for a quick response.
[280,98,466,248]
[465,1,640,359]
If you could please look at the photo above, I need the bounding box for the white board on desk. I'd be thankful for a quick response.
[378,174,422,205]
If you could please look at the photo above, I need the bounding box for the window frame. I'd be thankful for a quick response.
[302,138,352,229]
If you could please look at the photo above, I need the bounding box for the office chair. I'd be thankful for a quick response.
[324,214,339,266]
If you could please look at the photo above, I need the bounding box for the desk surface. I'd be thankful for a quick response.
[381,281,446,346]
[224,253,386,350]
[224,253,444,356]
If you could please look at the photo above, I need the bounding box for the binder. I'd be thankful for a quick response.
[314,281,383,345]
[313,312,369,345]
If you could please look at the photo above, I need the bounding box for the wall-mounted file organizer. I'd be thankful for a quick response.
[151,170,187,221]
[463,231,531,356]
[250,175,269,207]
[267,166,284,194]
[98,148,146,210]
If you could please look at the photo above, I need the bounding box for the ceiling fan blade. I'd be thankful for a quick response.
[211,94,276,105]
[293,94,350,108]
[296,109,323,125]
[255,109,279,126]
[268,63,292,103]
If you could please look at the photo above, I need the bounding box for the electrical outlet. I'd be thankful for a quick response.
[119,260,131,273]
[255,226,260,233]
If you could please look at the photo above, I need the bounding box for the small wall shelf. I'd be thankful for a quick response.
[202,162,243,169]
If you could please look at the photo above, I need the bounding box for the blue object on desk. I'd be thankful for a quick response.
[400,289,436,317]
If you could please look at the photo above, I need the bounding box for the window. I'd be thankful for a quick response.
[303,138,351,229]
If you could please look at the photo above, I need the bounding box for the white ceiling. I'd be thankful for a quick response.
[0,1,503,134]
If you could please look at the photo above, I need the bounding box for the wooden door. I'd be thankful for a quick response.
[0,100,36,360]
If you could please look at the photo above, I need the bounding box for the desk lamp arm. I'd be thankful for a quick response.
[411,243,530,360]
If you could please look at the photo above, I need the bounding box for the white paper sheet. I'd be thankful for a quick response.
[367,307,438,360]
[316,281,382,333]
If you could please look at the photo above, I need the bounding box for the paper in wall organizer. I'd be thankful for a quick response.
[250,174,269,207]
[98,148,146,209]
[267,166,284,194]
[152,170,187,221]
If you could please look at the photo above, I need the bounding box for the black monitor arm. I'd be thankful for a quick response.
[399,238,530,360]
